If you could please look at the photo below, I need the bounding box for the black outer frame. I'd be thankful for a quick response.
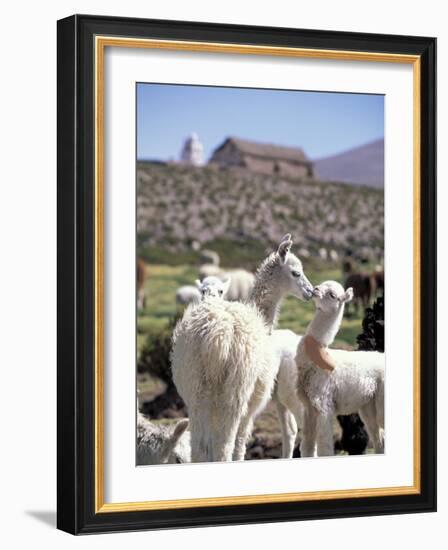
[57,14,437,535]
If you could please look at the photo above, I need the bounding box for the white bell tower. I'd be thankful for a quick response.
[180,132,204,166]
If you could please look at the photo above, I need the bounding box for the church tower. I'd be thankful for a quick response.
[180,133,204,166]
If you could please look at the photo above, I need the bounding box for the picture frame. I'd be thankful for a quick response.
[57,14,436,534]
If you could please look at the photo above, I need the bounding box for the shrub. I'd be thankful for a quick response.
[137,316,179,386]
[356,296,384,352]
[137,316,187,419]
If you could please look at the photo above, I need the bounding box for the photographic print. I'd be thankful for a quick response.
[57,16,435,533]
[136,84,385,465]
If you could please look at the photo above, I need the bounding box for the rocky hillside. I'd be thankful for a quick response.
[315,139,384,189]
[137,162,384,261]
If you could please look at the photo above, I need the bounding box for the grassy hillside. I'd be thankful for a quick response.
[137,162,384,266]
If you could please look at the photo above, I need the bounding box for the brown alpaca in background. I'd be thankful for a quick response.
[344,271,376,314]
[137,258,147,310]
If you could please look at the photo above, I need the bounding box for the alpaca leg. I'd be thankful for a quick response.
[233,414,254,461]
[189,408,211,463]
[359,401,384,454]
[316,413,335,456]
[212,414,242,462]
[189,401,238,463]
[375,385,385,452]
[300,406,318,457]
[233,378,272,461]
[274,398,298,459]
[190,431,209,463]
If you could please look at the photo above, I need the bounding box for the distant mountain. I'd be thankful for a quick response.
[314,139,384,188]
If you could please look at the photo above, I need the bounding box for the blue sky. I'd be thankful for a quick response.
[137,83,384,162]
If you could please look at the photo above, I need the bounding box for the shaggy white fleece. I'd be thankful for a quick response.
[172,298,275,462]
[296,348,384,416]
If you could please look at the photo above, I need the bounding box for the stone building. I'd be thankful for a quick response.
[209,137,314,179]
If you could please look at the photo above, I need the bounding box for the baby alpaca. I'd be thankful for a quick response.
[196,276,231,299]
[295,281,384,457]
[137,412,191,465]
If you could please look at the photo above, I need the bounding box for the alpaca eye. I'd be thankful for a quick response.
[291,271,301,278]
[329,292,337,299]
[219,290,223,296]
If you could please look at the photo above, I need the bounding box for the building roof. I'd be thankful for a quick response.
[225,137,310,164]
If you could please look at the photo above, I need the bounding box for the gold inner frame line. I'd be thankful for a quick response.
[94,35,421,514]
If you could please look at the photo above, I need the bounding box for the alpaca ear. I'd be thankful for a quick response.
[195,279,202,289]
[222,277,231,296]
[343,287,354,303]
[277,233,293,263]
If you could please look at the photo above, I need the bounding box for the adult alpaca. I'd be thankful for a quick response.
[295,281,384,457]
[171,234,314,462]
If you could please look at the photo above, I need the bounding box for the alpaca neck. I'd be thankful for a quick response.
[254,288,283,330]
[249,263,284,330]
[306,306,345,347]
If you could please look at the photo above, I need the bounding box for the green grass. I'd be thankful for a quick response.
[137,263,363,353]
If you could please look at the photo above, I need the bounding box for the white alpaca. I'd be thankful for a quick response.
[171,234,314,463]
[136,412,191,465]
[199,282,303,458]
[198,282,303,458]
[175,285,201,306]
[295,281,385,457]
[200,277,304,458]
[196,276,231,299]
[223,269,255,302]
[199,249,220,266]
[198,264,222,279]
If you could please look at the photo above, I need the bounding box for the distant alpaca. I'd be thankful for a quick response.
[199,249,220,266]
[137,258,147,310]
[222,269,255,302]
[344,271,375,314]
[295,281,384,457]
[175,285,201,306]
[137,412,190,465]
[373,266,384,297]
[198,264,222,279]
[171,234,314,462]
[198,266,255,302]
